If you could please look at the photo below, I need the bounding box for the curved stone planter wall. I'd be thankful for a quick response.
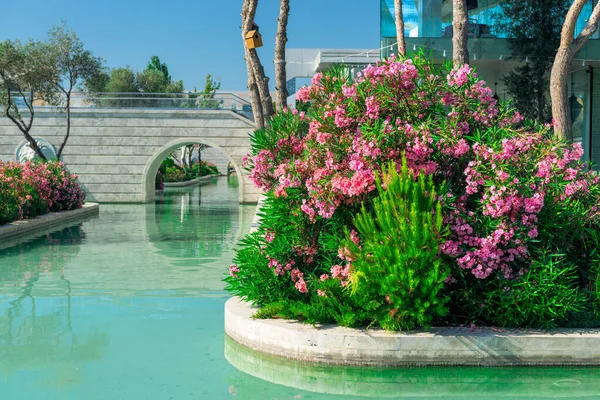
[224,335,600,398]
[163,175,217,188]
[0,203,100,243]
[225,297,600,367]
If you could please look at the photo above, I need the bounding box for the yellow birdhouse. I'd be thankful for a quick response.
[245,30,263,49]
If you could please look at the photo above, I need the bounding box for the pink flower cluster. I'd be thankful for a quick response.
[242,54,600,290]
[0,161,85,224]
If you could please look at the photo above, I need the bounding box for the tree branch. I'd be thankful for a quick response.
[561,0,588,45]
[575,0,600,52]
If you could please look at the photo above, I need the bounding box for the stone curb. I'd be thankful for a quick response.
[0,203,100,243]
[224,335,600,397]
[163,175,218,188]
[225,296,600,367]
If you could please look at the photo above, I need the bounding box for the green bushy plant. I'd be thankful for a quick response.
[457,250,586,329]
[343,160,449,331]
[228,53,600,330]
[163,166,186,182]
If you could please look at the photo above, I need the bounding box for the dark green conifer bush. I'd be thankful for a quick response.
[344,160,449,331]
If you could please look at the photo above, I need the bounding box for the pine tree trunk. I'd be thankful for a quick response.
[394,0,406,56]
[550,0,600,140]
[275,0,290,110]
[452,0,469,68]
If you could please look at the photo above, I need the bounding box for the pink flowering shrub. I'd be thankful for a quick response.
[0,161,85,224]
[226,55,600,329]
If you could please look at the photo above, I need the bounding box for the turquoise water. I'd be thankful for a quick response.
[1,177,599,399]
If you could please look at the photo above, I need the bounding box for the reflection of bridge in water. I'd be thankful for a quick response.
[0,93,261,204]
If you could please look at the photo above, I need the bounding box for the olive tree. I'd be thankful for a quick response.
[0,40,56,160]
[47,24,104,159]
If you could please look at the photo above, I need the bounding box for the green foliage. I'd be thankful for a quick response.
[495,0,570,122]
[0,39,57,136]
[47,23,104,95]
[460,251,586,329]
[159,157,176,174]
[146,55,171,82]
[105,67,139,93]
[345,160,449,331]
[195,74,222,109]
[163,166,186,183]
[137,69,170,93]
[230,54,600,330]
[91,56,183,95]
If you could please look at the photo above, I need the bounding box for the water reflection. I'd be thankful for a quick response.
[225,336,600,399]
[0,178,255,398]
[0,226,110,385]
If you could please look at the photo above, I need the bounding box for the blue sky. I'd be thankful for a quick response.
[1,0,380,91]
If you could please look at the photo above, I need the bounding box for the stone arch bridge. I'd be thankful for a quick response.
[0,107,261,204]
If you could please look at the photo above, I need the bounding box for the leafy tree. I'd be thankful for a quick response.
[47,23,104,158]
[496,0,571,122]
[83,69,110,92]
[0,39,56,160]
[146,55,171,82]
[105,67,139,93]
[137,69,169,93]
[196,74,222,108]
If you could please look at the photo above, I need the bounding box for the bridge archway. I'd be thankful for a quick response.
[1,108,262,203]
[143,138,245,203]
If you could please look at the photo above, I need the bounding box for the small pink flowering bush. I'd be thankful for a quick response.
[226,55,600,329]
[0,161,85,224]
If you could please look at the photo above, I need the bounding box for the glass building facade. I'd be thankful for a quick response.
[381,0,595,41]
[380,0,600,167]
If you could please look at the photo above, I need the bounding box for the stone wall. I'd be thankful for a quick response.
[201,146,232,175]
[0,109,261,203]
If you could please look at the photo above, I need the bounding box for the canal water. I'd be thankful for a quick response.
[0,177,599,399]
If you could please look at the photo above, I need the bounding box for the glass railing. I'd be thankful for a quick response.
[11,91,249,110]
[6,91,254,120]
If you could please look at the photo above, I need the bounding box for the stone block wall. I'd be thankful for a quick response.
[0,109,262,203]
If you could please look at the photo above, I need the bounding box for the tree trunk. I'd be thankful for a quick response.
[550,0,600,140]
[550,48,573,139]
[248,50,274,127]
[245,52,264,130]
[5,89,47,160]
[394,0,406,56]
[452,0,469,68]
[275,0,290,110]
[242,0,274,129]
[57,90,72,160]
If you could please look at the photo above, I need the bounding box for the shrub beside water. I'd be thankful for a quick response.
[0,161,85,224]
[226,55,600,330]
[161,158,219,183]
